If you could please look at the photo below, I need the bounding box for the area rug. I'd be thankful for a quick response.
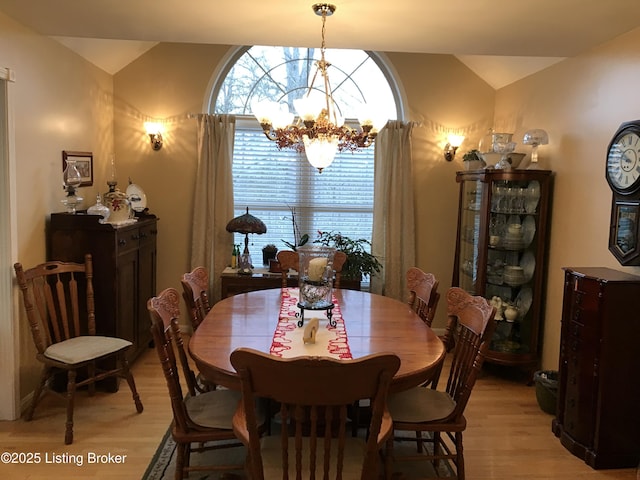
[142,427,247,480]
[142,427,452,480]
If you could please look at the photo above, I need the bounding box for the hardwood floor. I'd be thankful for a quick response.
[0,347,637,479]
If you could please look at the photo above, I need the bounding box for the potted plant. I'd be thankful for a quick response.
[282,206,309,251]
[462,149,485,170]
[314,231,382,289]
[262,244,278,266]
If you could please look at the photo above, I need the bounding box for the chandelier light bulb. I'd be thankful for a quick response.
[295,96,323,122]
[251,100,277,125]
[357,104,384,129]
[303,134,339,173]
[271,106,295,130]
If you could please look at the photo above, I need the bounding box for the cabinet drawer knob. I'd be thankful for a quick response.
[132,234,140,240]
[118,239,126,246]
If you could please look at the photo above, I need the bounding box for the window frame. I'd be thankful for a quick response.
[206,46,404,266]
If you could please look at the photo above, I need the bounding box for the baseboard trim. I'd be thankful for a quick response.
[19,391,33,417]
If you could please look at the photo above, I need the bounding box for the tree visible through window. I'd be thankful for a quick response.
[211,45,398,263]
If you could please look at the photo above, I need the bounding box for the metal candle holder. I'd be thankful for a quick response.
[296,299,336,327]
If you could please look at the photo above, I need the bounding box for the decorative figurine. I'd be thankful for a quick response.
[303,317,320,344]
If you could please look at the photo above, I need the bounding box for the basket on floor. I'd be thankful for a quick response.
[534,370,558,415]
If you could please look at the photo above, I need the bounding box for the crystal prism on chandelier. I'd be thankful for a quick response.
[251,3,386,173]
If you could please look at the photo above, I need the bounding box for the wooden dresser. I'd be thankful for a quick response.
[553,267,640,469]
[47,213,158,363]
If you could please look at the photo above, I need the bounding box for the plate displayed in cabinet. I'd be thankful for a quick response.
[525,181,540,213]
[522,216,536,247]
[520,250,536,281]
[516,287,533,317]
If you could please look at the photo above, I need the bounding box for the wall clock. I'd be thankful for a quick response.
[607,120,640,265]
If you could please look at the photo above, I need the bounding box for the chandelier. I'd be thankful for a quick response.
[252,3,384,173]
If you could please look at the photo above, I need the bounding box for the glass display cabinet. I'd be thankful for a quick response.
[453,169,553,377]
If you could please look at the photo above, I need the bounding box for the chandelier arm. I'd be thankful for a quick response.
[259,123,279,141]
[320,63,336,124]
[306,64,321,99]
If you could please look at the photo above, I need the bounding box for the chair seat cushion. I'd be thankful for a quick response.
[187,389,265,430]
[44,336,132,364]
[260,434,368,478]
[388,387,456,423]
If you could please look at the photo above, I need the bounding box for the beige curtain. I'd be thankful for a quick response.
[370,120,416,300]
[190,114,236,303]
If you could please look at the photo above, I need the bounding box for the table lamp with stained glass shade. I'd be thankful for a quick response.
[523,129,549,169]
[61,158,83,213]
[225,207,267,273]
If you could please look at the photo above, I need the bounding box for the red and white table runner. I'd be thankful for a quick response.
[269,288,352,359]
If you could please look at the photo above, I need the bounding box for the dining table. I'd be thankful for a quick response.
[189,287,445,393]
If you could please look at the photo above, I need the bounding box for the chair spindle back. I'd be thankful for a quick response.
[14,254,95,354]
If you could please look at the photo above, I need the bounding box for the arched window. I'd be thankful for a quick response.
[209,46,401,264]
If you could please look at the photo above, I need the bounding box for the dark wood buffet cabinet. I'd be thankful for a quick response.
[47,213,158,364]
[553,267,640,469]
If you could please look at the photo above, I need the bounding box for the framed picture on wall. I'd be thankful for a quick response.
[62,150,93,187]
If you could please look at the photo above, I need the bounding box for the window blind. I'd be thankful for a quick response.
[232,127,374,261]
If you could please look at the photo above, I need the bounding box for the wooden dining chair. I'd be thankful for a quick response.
[276,250,298,288]
[14,254,143,444]
[148,288,260,480]
[277,250,348,288]
[332,250,348,288]
[385,287,497,480]
[406,267,440,328]
[180,266,211,332]
[405,267,442,390]
[230,348,401,480]
[180,267,217,392]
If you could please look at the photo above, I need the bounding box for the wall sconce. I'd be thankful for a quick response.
[144,122,163,150]
[444,134,465,161]
[522,128,548,169]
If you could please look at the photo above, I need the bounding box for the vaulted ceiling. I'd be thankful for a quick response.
[1,0,639,89]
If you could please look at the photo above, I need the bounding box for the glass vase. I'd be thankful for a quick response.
[87,194,111,223]
[63,159,82,189]
[61,159,83,213]
[297,245,336,309]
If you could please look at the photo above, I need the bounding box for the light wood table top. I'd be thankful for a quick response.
[189,288,445,393]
